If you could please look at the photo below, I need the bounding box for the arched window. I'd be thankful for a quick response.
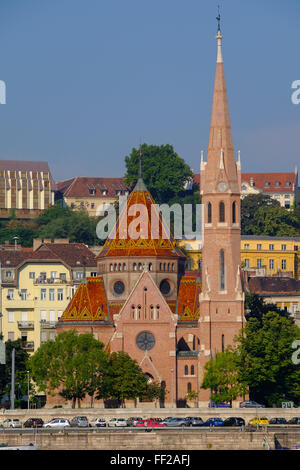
[138,263,142,271]
[219,201,225,222]
[187,383,192,392]
[133,263,137,271]
[232,201,236,224]
[191,365,195,375]
[184,365,188,375]
[207,201,212,223]
[118,263,122,271]
[220,249,225,290]
[149,262,153,271]
[123,263,126,271]
[110,264,113,272]
[114,263,117,272]
[222,334,225,353]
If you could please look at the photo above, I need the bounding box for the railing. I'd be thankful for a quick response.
[34,278,68,285]
[17,321,34,329]
[21,341,34,350]
[40,321,57,329]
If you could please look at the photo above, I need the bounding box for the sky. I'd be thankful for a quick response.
[0,0,299,182]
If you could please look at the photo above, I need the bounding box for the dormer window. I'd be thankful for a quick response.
[116,190,122,196]
[264,181,270,188]
[275,181,281,187]
[102,190,107,196]
[89,188,96,195]
[286,181,291,187]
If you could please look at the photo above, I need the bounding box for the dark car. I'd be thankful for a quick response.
[223,417,245,427]
[269,418,287,425]
[189,417,204,427]
[23,418,44,428]
[163,418,191,427]
[70,416,89,427]
[287,417,300,424]
[240,400,265,408]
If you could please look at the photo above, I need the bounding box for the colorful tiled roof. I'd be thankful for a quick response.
[98,178,185,259]
[58,277,110,322]
[177,273,201,321]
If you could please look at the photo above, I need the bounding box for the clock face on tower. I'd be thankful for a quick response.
[136,331,155,351]
[217,181,228,192]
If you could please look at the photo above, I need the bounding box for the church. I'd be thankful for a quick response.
[54,21,245,408]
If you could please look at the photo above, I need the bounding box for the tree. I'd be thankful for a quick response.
[201,348,248,405]
[28,330,108,408]
[234,311,300,406]
[98,351,148,407]
[0,339,30,408]
[241,194,300,236]
[124,143,193,205]
[244,291,293,324]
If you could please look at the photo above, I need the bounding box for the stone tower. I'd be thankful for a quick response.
[199,21,245,357]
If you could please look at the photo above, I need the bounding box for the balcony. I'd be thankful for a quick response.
[40,320,57,329]
[17,321,34,330]
[34,278,68,285]
[21,341,34,351]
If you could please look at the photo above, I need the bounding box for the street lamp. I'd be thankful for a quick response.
[27,370,30,410]
[13,236,19,251]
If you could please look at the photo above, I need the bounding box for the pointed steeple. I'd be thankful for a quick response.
[201,14,239,195]
[133,146,148,192]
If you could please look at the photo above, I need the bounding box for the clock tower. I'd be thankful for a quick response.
[199,20,244,358]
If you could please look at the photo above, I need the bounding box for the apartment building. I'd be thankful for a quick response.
[0,239,97,353]
[55,177,130,216]
[0,160,55,219]
[177,236,300,279]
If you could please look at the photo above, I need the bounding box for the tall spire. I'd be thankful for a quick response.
[201,13,239,194]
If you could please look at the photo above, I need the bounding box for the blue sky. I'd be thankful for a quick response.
[0,0,299,181]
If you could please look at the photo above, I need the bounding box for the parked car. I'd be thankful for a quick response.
[126,417,143,427]
[189,417,204,427]
[89,418,107,428]
[163,417,191,427]
[287,417,300,424]
[136,419,166,428]
[70,416,89,427]
[209,401,231,408]
[269,418,287,425]
[43,418,70,428]
[240,400,265,408]
[249,417,269,426]
[0,418,22,429]
[223,417,245,427]
[23,418,44,428]
[107,418,127,427]
[203,417,224,427]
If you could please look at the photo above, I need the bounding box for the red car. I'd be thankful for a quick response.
[136,419,166,428]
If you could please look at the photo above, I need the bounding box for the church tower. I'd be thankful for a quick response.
[199,17,244,358]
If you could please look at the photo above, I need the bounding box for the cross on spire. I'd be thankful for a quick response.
[216,5,221,32]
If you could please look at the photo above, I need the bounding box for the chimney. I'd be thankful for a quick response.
[33,239,43,251]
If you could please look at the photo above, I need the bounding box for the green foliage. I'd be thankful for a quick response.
[201,348,248,404]
[98,351,148,405]
[124,143,193,205]
[28,330,107,408]
[244,291,293,324]
[234,311,300,406]
[241,193,300,236]
[0,339,30,407]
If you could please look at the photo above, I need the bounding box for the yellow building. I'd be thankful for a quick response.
[0,239,97,353]
[177,236,300,279]
[0,160,55,219]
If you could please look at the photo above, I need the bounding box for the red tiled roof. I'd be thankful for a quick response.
[193,171,298,193]
[55,176,129,198]
[247,276,300,295]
